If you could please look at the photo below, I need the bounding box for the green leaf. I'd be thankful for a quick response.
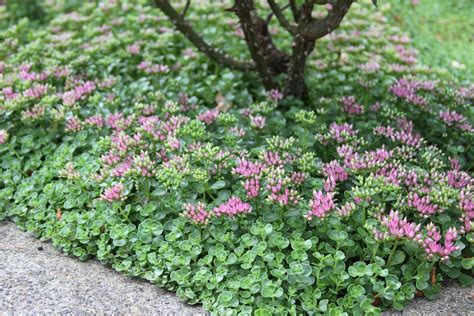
[348,284,365,298]
[217,291,234,307]
[462,258,473,270]
[151,188,167,197]
[255,309,272,316]
[389,251,406,266]
[210,180,226,190]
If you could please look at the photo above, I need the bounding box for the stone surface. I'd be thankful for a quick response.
[0,221,204,315]
[1,221,473,315]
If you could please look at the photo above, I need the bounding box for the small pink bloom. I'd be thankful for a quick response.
[101,183,125,202]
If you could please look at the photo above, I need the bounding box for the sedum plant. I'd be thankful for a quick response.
[0,1,472,315]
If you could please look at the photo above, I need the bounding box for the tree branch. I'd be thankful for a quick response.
[289,0,300,22]
[266,0,296,35]
[182,0,191,19]
[301,0,354,40]
[153,0,254,71]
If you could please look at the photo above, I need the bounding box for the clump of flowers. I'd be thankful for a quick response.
[0,130,8,144]
[101,183,125,202]
[305,191,335,220]
[213,197,251,218]
[182,202,211,224]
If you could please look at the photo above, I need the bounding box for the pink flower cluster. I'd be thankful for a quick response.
[358,61,380,73]
[390,78,429,106]
[323,160,349,182]
[213,197,251,218]
[395,45,417,65]
[341,96,363,115]
[183,202,211,224]
[61,81,96,106]
[422,224,460,260]
[65,117,82,131]
[134,151,156,177]
[379,210,421,240]
[305,191,335,220]
[244,178,260,198]
[137,61,169,74]
[447,170,472,189]
[0,129,9,144]
[262,151,282,167]
[250,115,266,129]
[329,123,357,143]
[267,89,283,102]
[268,187,300,206]
[24,84,49,99]
[233,160,265,178]
[338,145,392,171]
[407,192,439,216]
[197,109,219,125]
[101,183,125,202]
[374,120,423,148]
[459,189,473,233]
[439,111,473,132]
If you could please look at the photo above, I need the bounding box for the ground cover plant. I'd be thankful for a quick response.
[0,1,473,315]
[387,0,474,81]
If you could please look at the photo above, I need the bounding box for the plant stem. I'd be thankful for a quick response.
[370,242,380,264]
[387,240,399,266]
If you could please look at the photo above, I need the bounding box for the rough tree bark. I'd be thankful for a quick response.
[228,0,290,90]
[154,0,355,103]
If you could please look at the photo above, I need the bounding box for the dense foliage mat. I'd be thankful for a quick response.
[0,1,473,315]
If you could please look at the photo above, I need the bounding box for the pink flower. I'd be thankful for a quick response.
[422,224,460,260]
[0,130,8,144]
[2,87,19,99]
[306,191,335,220]
[101,152,121,166]
[101,183,125,202]
[323,176,336,192]
[244,178,260,199]
[233,160,265,178]
[127,44,140,55]
[138,61,169,74]
[134,151,156,177]
[250,115,266,129]
[65,117,82,132]
[85,115,105,128]
[24,84,48,99]
[390,78,428,106]
[183,202,211,225]
[448,170,472,189]
[197,109,219,125]
[214,197,252,218]
[61,81,96,106]
[407,192,439,216]
[323,160,349,182]
[262,151,282,167]
[336,202,356,217]
[341,96,363,115]
[290,172,306,185]
[358,61,380,73]
[112,159,132,177]
[380,210,421,240]
[329,123,357,143]
[267,89,283,102]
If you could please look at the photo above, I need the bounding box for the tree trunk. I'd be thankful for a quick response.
[232,0,275,90]
[232,0,289,90]
[284,34,314,99]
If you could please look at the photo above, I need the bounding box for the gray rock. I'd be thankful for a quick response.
[1,221,473,315]
[0,221,205,315]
